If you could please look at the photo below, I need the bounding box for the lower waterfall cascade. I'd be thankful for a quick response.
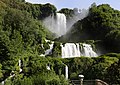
[45,42,98,58]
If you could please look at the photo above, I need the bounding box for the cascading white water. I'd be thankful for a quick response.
[61,43,98,58]
[43,13,67,37]
[45,43,54,55]
[61,43,81,58]
[1,60,22,84]
[65,65,68,79]
[56,13,67,36]
[19,59,22,72]
[45,42,98,58]
[46,65,51,70]
[1,81,4,85]
[82,44,98,57]
[43,9,89,37]
[45,40,54,55]
[43,12,97,58]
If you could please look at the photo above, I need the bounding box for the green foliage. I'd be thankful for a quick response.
[0,0,56,82]
[1,1,120,85]
[65,57,94,80]
[17,0,25,2]
[70,72,78,80]
[105,60,120,84]
[0,64,3,79]
[10,71,68,85]
[62,56,119,84]
[88,4,120,39]
[105,53,120,58]
[59,8,74,19]
[40,3,57,19]
[59,4,120,53]
[32,72,60,85]
[85,56,118,80]
[51,42,61,57]
[23,56,48,75]
[104,30,120,52]
[2,57,69,85]
[1,0,56,20]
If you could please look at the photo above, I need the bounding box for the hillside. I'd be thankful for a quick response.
[0,1,120,84]
[0,0,69,84]
[58,4,120,53]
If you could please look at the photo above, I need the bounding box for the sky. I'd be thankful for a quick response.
[25,0,120,11]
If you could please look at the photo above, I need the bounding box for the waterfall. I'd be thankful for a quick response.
[65,65,68,79]
[82,44,98,57]
[45,42,98,58]
[46,65,51,70]
[19,59,22,72]
[45,41,54,55]
[1,60,22,85]
[43,12,98,58]
[1,71,15,85]
[43,13,67,37]
[61,43,98,58]
[1,81,4,85]
[61,43,81,58]
[56,13,67,36]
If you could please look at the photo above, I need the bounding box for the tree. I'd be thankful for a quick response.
[40,3,57,19]
[0,64,3,79]
[105,60,120,84]
[59,8,74,19]
[105,30,120,52]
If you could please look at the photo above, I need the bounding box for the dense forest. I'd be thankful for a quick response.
[0,0,120,85]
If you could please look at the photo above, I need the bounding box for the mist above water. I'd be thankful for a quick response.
[43,8,89,38]
[67,8,89,30]
[43,13,67,37]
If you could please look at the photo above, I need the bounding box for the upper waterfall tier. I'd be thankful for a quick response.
[43,13,67,37]
[56,13,67,36]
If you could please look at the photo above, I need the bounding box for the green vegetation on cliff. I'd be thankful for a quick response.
[0,0,120,85]
[0,0,68,84]
[59,4,120,53]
